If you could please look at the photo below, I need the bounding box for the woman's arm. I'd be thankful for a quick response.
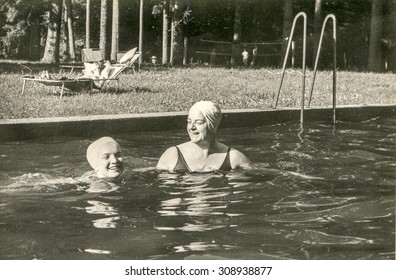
[229,148,253,170]
[156,146,178,171]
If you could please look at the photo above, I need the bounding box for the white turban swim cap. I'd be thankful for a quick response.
[86,137,120,169]
[190,101,222,132]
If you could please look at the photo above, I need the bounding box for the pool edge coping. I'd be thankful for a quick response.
[1,104,395,141]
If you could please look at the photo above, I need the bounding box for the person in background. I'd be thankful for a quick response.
[251,45,258,67]
[242,48,249,66]
[157,101,252,172]
[210,48,217,66]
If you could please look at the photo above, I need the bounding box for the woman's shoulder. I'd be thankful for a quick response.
[217,142,230,152]
[87,180,120,193]
[157,144,184,170]
[80,170,96,182]
[229,148,253,169]
[79,171,120,193]
[161,145,180,156]
[177,142,193,150]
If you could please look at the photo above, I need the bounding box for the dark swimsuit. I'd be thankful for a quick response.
[173,146,232,172]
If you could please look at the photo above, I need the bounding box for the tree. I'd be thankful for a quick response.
[41,0,63,63]
[86,0,91,48]
[182,0,191,65]
[231,0,241,66]
[281,0,293,66]
[169,0,184,65]
[99,0,108,58]
[28,12,41,60]
[312,0,322,65]
[368,0,383,72]
[139,0,144,64]
[162,0,169,65]
[65,0,76,61]
[0,0,44,59]
[111,0,119,61]
[0,0,391,71]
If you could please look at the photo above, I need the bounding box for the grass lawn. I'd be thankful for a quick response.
[0,67,395,119]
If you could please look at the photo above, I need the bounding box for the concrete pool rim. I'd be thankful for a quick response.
[0,104,395,141]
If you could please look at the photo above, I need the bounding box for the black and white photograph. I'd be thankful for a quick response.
[0,0,395,278]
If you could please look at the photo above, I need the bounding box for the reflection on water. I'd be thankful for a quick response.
[85,200,120,229]
[157,173,242,219]
[84,248,112,255]
[155,172,247,234]
[173,242,236,253]
[0,117,394,260]
[285,229,374,245]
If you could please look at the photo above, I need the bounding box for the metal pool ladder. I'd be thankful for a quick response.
[273,12,337,127]
[308,14,337,124]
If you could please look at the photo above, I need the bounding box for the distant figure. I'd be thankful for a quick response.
[157,101,252,172]
[86,137,124,181]
[82,60,113,88]
[210,48,217,66]
[251,45,258,67]
[242,48,249,66]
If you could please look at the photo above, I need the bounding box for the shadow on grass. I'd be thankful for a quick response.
[44,86,155,97]
[87,86,155,95]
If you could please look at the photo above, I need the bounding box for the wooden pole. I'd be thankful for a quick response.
[139,0,144,64]
[85,0,90,48]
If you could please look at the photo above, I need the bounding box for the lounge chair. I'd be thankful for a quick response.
[82,48,105,63]
[115,48,141,73]
[60,48,105,74]
[21,48,140,98]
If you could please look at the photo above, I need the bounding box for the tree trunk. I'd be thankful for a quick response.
[183,36,188,65]
[99,0,108,59]
[162,0,169,65]
[41,0,63,63]
[139,0,144,64]
[86,0,91,48]
[182,0,190,65]
[170,0,184,65]
[231,0,242,67]
[65,0,76,61]
[368,0,383,72]
[312,0,322,66]
[64,5,69,59]
[111,0,119,62]
[281,0,293,66]
[170,7,175,66]
[28,13,41,60]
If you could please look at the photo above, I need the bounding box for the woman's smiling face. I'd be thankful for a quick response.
[95,142,124,180]
[187,108,210,143]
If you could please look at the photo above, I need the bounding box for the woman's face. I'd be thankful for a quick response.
[187,108,212,143]
[95,142,124,180]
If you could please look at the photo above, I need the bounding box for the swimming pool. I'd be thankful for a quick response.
[0,116,394,260]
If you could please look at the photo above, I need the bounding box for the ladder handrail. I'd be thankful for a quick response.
[273,12,307,127]
[308,14,337,124]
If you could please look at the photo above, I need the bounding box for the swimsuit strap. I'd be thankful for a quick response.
[219,147,232,171]
[173,146,232,172]
[173,146,192,172]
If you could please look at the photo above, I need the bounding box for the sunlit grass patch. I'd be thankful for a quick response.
[0,68,395,119]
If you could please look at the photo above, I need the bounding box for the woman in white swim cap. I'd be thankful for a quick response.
[157,101,251,172]
[86,137,124,180]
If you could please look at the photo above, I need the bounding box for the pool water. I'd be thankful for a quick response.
[0,117,394,260]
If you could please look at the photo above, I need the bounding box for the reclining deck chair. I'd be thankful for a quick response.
[116,48,141,73]
[60,48,104,74]
[81,47,140,89]
[82,48,104,63]
[21,48,140,98]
